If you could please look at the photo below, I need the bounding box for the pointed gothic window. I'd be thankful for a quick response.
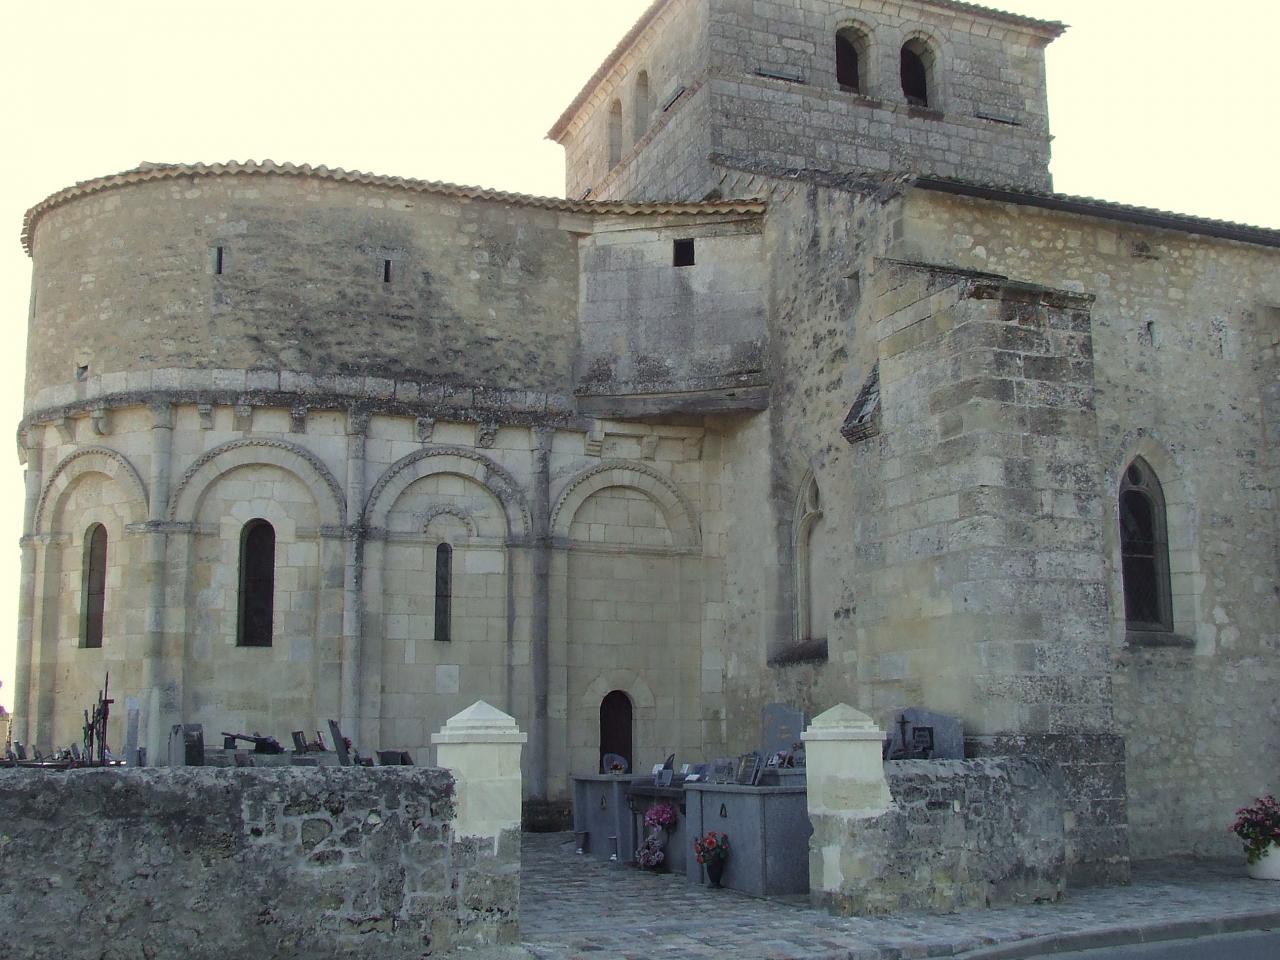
[237,519,275,647]
[82,523,107,648]
[790,472,831,662]
[1119,459,1173,632]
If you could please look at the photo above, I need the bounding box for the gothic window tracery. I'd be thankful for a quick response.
[793,471,832,649]
[1119,458,1173,633]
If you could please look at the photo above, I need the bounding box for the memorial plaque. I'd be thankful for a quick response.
[292,731,309,753]
[889,708,964,760]
[763,703,809,759]
[711,757,735,783]
[167,724,204,767]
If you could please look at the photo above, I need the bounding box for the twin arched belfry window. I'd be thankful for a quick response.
[834,28,935,107]
[1119,459,1173,633]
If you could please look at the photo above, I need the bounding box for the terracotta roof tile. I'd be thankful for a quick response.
[20,160,765,255]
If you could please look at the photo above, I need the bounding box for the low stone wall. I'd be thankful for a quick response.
[811,758,1067,916]
[0,766,518,959]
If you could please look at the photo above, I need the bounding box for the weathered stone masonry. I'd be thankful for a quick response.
[0,767,518,959]
[13,0,1280,884]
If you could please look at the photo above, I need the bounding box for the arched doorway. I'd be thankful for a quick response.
[599,690,633,773]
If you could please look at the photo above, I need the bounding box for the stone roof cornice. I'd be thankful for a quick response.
[20,159,765,256]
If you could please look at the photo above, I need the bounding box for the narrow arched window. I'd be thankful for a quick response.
[82,523,107,648]
[634,71,652,140]
[901,40,932,107]
[607,99,624,168]
[237,519,275,647]
[836,29,866,92]
[435,543,452,643]
[1119,459,1173,633]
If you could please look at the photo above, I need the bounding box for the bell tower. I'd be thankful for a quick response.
[549,0,1065,201]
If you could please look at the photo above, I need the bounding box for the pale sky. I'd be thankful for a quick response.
[0,0,1276,714]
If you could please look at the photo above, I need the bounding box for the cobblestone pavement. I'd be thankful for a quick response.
[519,833,1280,960]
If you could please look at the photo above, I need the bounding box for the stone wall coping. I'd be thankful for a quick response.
[802,728,886,743]
[431,701,528,745]
[802,703,886,742]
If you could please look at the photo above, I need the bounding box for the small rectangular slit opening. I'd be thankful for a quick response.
[213,246,224,276]
[383,259,393,283]
[673,238,695,267]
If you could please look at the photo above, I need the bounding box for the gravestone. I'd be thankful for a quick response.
[889,708,964,760]
[736,751,763,786]
[763,703,809,759]
[124,697,140,765]
[167,724,204,766]
[328,719,351,767]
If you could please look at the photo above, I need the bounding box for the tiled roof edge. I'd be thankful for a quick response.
[914,177,1280,250]
[20,160,766,256]
[545,0,1065,142]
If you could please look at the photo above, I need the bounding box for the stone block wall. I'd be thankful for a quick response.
[706,0,1059,191]
[0,766,518,959]
[898,187,1280,859]
[559,0,712,202]
[810,757,1067,915]
[576,215,768,406]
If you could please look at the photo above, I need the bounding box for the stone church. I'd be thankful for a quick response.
[12,0,1278,883]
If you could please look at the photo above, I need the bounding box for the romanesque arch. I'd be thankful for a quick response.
[551,461,700,550]
[35,446,148,534]
[363,447,530,539]
[167,439,346,527]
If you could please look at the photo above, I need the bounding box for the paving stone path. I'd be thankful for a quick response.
[519,833,1280,960]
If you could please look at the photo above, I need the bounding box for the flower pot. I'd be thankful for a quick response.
[706,859,725,888]
[1247,843,1280,881]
